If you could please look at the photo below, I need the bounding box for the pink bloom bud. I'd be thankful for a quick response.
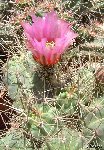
[21,11,78,66]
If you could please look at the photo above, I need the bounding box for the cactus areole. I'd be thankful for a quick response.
[21,11,77,66]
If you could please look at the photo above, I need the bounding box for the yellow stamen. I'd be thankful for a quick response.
[46,41,55,48]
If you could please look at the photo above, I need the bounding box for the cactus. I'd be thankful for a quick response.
[2,50,103,149]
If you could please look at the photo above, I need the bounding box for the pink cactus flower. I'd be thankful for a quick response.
[21,11,78,66]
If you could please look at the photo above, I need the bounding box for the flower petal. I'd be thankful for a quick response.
[21,22,34,38]
[31,17,45,41]
[43,11,60,41]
